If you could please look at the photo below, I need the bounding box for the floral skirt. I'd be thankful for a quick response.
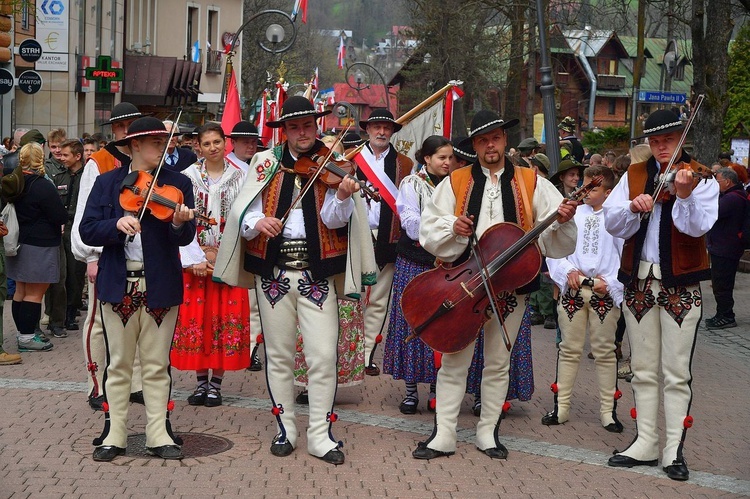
[170,271,251,371]
[294,298,365,388]
[465,303,534,401]
[382,255,437,384]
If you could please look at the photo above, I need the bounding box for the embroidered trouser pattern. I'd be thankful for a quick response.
[618,263,700,467]
[83,280,143,398]
[552,283,620,426]
[256,267,340,458]
[97,269,178,449]
[426,293,525,453]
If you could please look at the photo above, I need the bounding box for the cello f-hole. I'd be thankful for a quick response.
[445,268,473,282]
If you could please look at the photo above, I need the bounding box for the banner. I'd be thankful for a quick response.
[390,98,445,166]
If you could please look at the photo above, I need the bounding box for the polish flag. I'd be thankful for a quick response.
[292,0,308,23]
[255,90,273,148]
[337,36,345,69]
[442,85,465,139]
[221,69,241,155]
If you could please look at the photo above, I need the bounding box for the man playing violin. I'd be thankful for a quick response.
[603,109,719,481]
[414,110,578,461]
[80,117,196,462]
[213,96,376,466]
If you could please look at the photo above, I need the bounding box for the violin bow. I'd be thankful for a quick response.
[127,107,184,243]
[277,124,352,228]
[642,94,704,221]
[470,232,513,352]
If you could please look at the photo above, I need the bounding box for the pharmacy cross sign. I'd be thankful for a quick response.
[84,55,124,93]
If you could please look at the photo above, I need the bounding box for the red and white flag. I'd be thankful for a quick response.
[292,0,308,23]
[221,68,242,155]
[443,85,464,139]
[313,67,319,91]
[255,90,273,148]
[272,81,288,147]
[337,35,346,69]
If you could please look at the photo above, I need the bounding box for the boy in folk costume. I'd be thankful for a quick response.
[213,97,376,465]
[542,166,625,432]
[413,111,578,460]
[80,117,196,462]
[603,109,718,481]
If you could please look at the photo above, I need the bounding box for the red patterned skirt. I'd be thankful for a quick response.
[171,271,251,371]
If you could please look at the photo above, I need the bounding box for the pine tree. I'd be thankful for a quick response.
[722,24,750,149]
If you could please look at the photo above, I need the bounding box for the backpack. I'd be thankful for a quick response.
[1,202,19,256]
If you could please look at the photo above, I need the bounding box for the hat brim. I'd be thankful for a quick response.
[637,121,685,140]
[114,130,170,146]
[107,112,143,124]
[360,118,403,133]
[550,165,584,185]
[469,118,519,138]
[267,110,331,129]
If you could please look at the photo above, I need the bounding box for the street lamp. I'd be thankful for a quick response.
[217,10,297,120]
[345,62,391,112]
[333,101,359,131]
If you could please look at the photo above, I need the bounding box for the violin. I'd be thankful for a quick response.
[400,176,602,354]
[294,145,381,201]
[120,170,217,226]
[653,163,713,203]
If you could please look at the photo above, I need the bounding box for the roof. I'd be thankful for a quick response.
[618,36,693,94]
[563,30,628,59]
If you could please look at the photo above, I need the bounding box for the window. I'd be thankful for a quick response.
[21,0,30,30]
[207,10,218,51]
[597,58,618,75]
[673,63,685,81]
[187,6,199,61]
[608,98,616,115]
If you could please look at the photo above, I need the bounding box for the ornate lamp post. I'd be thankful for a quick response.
[345,62,391,112]
[217,9,297,120]
[332,101,359,131]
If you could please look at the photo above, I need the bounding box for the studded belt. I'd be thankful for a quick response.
[278,239,309,270]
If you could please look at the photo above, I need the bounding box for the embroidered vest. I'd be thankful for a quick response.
[620,156,712,287]
[243,145,348,280]
[449,161,540,294]
[90,143,129,174]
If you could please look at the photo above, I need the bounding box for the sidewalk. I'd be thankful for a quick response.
[1,272,749,498]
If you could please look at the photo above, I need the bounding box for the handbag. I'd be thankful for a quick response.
[1,202,20,256]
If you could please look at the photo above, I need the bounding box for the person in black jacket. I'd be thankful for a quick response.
[705,167,747,329]
[2,143,68,352]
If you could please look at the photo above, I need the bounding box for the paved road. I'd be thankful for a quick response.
[1,272,749,498]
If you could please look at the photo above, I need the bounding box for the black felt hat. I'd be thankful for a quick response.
[452,136,476,163]
[360,108,402,133]
[468,110,519,138]
[230,121,259,138]
[342,132,365,148]
[640,109,685,138]
[114,117,170,146]
[267,96,331,128]
[107,102,142,124]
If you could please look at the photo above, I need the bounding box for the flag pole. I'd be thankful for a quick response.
[395,80,462,126]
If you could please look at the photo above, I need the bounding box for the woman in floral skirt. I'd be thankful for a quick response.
[171,123,251,407]
[383,135,452,414]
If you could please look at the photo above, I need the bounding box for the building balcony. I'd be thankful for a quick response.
[597,74,625,90]
[206,49,223,74]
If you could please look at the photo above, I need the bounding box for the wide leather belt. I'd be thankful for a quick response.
[581,277,595,287]
[126,269,145,278]
[278,239,309,270]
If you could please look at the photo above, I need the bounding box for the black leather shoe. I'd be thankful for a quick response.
[364,364,380,376]
[295,390,309,405]
[204,388,222,407]
[187,388,207,406]
[472,400,481,417]
[399,399,418,415]
[608,454,658,468]
[129,391,145,405]
[664,460,689,481]
[88,395,106,411]
[541,412,560,425]
[248,353,263,371]
[412,441,454,460]
[93,445,125,462]
[319,448,345,465]
[270,439,294,457]
[604,421,624,433]
[146,445,183,460]
[480,444,508,459]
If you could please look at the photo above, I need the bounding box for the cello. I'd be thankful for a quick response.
[400,176,602,354]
